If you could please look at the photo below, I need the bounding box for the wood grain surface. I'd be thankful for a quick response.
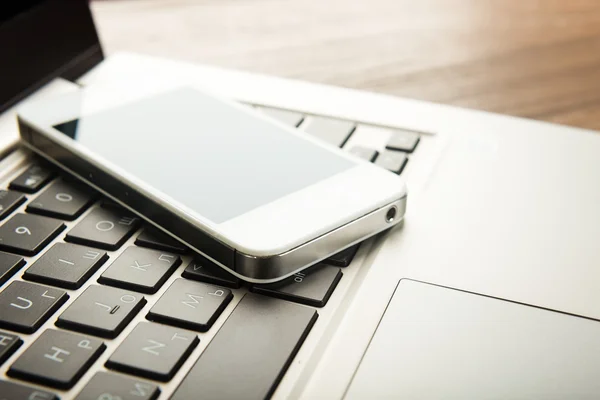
[91,0,600,130]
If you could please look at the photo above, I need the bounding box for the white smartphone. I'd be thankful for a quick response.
[16,83,406,283]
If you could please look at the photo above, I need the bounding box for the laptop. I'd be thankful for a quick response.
[2,1,600,399]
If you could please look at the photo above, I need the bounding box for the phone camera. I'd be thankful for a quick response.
[385,206,397,223]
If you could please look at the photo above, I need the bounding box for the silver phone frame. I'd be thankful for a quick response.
[18,114,406,283]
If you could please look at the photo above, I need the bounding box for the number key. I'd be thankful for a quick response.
[0,281,68,333]
[27,178,98,220]
[0,190,26,220]
[99,247,181,294]
[0,213,65,256]
[0,251,25,287]
[66,207,139,250]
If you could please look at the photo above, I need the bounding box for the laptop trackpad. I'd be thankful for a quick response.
[346,280,600,399]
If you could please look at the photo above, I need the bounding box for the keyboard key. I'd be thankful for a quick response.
[99,247,180,294]
[23,243,108,289]
[147,279,232,332]
[9,164,55,193]
[66,207,139,250]
[0,251,25,286]
[182,257,241,289]
[8,329,105,389]
[375,150,408,174]
[27,179,98,220]
[259,107,304,127]
[323,244,360,267]
[348,146,379,162]
[0,331,22,365]
[0,213,65,256]
[0,190,26,221]
[0,380,58,400]
[303,116,355,147]
[0,281,68,333]
[385,129,420,152]
[106,322,199,381]
[76,371,160,400]
[252,264,342,307]
[57,285,146,339]
[135,227,187,253]
[172,294,317,400]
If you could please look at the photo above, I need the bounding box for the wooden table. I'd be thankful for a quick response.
[91,0,600,130]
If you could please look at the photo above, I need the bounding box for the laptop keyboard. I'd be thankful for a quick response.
[0,107,421,399]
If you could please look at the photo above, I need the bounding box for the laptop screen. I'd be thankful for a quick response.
[0,0,103,115]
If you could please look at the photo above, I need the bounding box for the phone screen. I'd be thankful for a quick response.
[53,87,355,223]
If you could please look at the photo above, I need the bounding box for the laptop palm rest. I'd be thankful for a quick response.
[346,279,600,399]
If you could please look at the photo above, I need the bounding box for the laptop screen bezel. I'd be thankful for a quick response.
[0,0,103,115]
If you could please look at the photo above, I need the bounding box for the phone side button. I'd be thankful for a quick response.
[251,264,342,308]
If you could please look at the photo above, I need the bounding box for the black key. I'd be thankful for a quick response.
[0,190,26,221]
[135,227,187,253]
[348,146,379,162]
[66,207,139,250]
[147,279,232,332]
[99,247,181,294]
[252,264,342,307]
[375,150,408,174]
[106,322,199,381]
[303,116,355,147]
[0,251,25,286]
[76,371,160,400]
[172,294,317,400]
[8,329,105,390]
[323,244,360,267]
[0,213,65,256]
[23,243,108,289]
[57,285,146,339]
[9,164,55,193]
[0,281,68,333]
[27,179,98,220]
[0,331,22,365]
[0,380,58,400]
[385,129,420,153]
[182,257,241,289]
